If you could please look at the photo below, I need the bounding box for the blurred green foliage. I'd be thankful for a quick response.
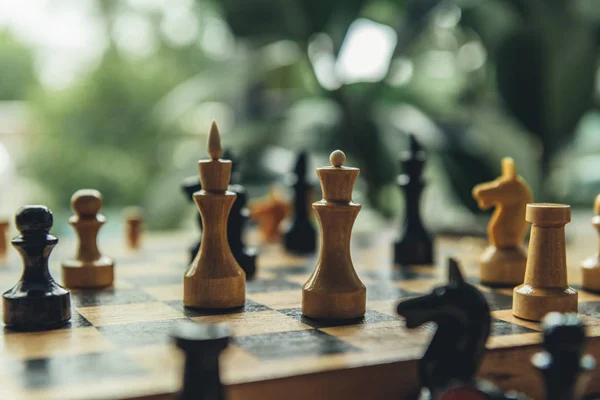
[0,31,38,100]
[1,0,599,230]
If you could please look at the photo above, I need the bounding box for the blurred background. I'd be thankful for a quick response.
[0,0,599,235]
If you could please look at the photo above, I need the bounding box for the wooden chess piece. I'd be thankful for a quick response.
[284,151,317,254]
[184,121,245,309]
[249,189,290,243]
[172,321,230,400]
[302,150,366,320]
[532,313,595,400]
[397,258,529,400]
[513,204,578,322]
[123,207,143,250]
[394,134,433,266]
[581,194,600,292]
[0,219,8,260]
[472,157,533,286]
[62,189,115,289]
[3,206,71,330]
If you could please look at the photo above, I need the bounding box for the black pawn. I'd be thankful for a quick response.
[394,134,433,266]
[172,321,230,400]
[225,150,257,279]
[284,152,316,254]
[182,176,202,263]
[2,206,71,331]
[532,313,595,400]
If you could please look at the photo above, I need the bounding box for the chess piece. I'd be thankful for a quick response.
[0,219,8,260]
[581,194,600,292]
[182,175,202,263]
[394,135,433,266]
[3,206,71,330]
[302,150,366,320]
[184,121,245,309]
[62,189,115,289]
[172,321,230,400]
[472,157,533,286]
[397,258,528,400]
[249,189,290,243]
[532,313,595,400]
[123,207,143,250]
[223,149,257,279]
[284,151,317,254]
[228,182,257,279]
[513,204,577,322]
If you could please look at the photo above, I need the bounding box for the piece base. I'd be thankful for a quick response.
[233,249,257,280]
[2,290,71,331]
[582,256,600,292]
[302,288,366,320]
[512,285,578,322]
[479,246,526,287]
[61,257,114,289]
[184,274,246,309]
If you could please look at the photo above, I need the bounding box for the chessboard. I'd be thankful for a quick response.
[0,219,600,400]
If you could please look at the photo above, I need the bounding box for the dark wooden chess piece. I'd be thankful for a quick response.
[284,151,316,254]
[532,313,595,400]
[2,206,71,331]
[182,175,202,264]
[226,151,258,279]
[172,321,231,400]
[394,134,433,266]
[397,258,528,400]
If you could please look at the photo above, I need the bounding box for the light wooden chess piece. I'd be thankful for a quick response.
[581,194,600,292]
[249,188,290,243]
[513,204,578,322]
[62,189,115,288]
[0,219,8,260]
[184,121,245,309]
[123,207,143,250]
[302,150,366,320]
[472,157,533,286]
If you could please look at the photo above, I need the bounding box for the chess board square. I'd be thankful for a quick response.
[368,299,404,318]
[71,288,155,307]
[247,290,301,310]
[491,310,542,331]
[321,321,429,353]
[279,308,397,329]
[143,284,182,301]
[78,302,183,326]
[364,268,435,282]
[366,283,418,301]
[481,291,514,311]
[126,273,183,287]
[192,310,311,336]
[0,310,91,335]
[491,318,537,336]
[233,329,360,361]
[1,327,115,360]
[165,299,270,317]
[7,351,145,390]
[98,318,188,348]
[245,278,302,293]
[263,265,312,276]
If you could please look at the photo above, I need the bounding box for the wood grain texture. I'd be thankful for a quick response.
[302,150,366,320]
[472,157,533,286]
[513,204,578,321]
[184,121,245,309]
[61,189,114,289]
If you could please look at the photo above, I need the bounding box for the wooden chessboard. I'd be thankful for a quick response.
[0,218,600,400]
